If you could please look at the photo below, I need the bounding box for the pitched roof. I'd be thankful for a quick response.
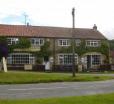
[0,24,106,39]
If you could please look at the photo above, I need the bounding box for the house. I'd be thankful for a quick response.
[110,51,114,64]
[109,40,114,64]
[0,24,109,72]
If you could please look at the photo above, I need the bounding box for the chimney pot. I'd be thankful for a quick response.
[27,22,29,26]
[93,24,97,30]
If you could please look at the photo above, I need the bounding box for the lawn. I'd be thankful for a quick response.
[0,93,114,104]
[0,71,114,84]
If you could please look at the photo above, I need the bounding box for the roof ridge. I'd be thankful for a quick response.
[0,24,94,30]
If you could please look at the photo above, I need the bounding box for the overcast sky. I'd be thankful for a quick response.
[0,0,114,39]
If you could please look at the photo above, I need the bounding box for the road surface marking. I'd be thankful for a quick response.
[8,86,70,91]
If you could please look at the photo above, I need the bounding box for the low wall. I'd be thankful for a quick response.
[7,64,78,72]
[52,65,78,72]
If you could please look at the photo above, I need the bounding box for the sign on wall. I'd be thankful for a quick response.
[24,64,32,70]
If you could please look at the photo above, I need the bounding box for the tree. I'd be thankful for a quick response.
[35,41,52,63]
[109,40,114,51]
[16,37,31,49]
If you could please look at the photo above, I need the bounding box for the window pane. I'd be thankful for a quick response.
[86,40,100,47]
[92,55,101,65]
[31,38,44,46]
[7,53,35,64]
[58,39,70,46]
[7,38,19,45]
[58,54,78,65]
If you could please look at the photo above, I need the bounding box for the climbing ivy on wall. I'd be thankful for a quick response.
[15,37,31,49]
[0,37,31,54]
[58,40,109,57]
[34,41,52,63]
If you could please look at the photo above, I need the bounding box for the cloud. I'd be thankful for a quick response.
[0,0,114,38]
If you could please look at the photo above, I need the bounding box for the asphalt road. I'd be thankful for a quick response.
[0,79,114,99]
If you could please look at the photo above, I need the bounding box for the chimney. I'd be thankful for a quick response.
[93,24,97,30]
[27,22,29,26]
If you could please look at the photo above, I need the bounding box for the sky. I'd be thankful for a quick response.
[0,0,114,39]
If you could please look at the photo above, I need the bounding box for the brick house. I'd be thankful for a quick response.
[0,24,109,72]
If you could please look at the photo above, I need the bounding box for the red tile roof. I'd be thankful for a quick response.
[0,24,106,39]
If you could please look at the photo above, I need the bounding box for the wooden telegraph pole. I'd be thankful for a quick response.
[72,8,76,77]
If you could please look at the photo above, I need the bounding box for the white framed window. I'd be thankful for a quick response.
[58,39,70,46]
[92,55,101,65]
[30,38,44,46]
[7,53,35,64]
[86,40,100,47]
[58,53,78,65]
[7,38,19,45]
[75,39,81,46]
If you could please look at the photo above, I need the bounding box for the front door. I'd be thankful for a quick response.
[87,55,91,69]
[86,55,101,70]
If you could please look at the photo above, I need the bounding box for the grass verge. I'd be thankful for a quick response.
[0,71,114,84]
[1,93,114,104]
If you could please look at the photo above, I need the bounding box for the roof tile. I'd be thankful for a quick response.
[0,24,106,39]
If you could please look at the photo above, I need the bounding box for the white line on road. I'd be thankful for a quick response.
[8,85,98,91]
[8,86,70,91]
[0,92,32,96]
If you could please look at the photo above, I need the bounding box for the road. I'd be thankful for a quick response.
[0,79,114,99]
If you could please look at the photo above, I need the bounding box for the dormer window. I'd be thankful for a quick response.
[86,40,100,47]
[7,38,19,45]
[58,39,70,46]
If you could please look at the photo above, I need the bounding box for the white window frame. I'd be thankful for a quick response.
[7,53,35,64]
[58,53,78,65]
[85,54,101,69]
[58,39,70,46]
[91,55,101,65]
[7,38,19,45]
[86,40,100,47]
[30,38,44,46]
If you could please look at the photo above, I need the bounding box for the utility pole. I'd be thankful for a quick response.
[72,8,76,77]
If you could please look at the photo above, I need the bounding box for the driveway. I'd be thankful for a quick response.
[0,79,114,99]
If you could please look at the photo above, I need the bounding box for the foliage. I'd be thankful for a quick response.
[58,40,109,57]
[0,36,7,44]
[8,45,16,53]
[109,40,114,50]
[99,41,109,57]
[40,41,52,57]
[35,41,52,63]
[35,57,43,64]
[16,37,31,49]
[0,37,31,62]
[75,40,86,56]
[8,37,31,54]
[57,46,72,53]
